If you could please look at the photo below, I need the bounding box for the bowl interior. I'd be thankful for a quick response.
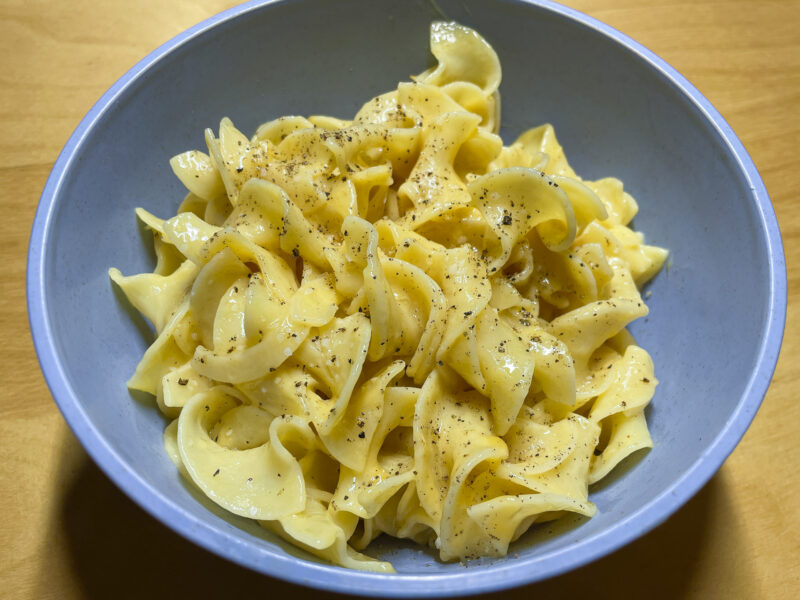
[33,0,779,594]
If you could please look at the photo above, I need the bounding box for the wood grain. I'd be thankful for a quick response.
[1,1,797,598]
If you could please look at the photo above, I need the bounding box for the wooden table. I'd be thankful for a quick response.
[1,1,797,597]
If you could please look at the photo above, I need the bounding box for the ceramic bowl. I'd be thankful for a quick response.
[28,0,786,595]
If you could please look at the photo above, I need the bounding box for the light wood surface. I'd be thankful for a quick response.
[1,1,798,598]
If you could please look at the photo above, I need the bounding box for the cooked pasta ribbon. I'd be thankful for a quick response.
[111,21,666,571]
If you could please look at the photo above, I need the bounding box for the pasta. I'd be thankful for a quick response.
[110,21,667,572]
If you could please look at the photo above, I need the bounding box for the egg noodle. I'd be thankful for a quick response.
[110,22,667,571]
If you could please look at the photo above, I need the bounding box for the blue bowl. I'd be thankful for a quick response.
[27,0,786,595]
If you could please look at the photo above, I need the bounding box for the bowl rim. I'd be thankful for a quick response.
[27,0,787,595]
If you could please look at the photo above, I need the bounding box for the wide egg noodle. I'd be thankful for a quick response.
[497,409,600,500]
[160,361,212,411]
[513,124,577,179]
[588,344,657,483]
[169,149,226,201]
[190,267,325,384]
[177,386,314,520]
[398,111,481,230]
[108,259,198,334]
[317,360,406,471]
[189,248,250,349]
[340,216,446,381]
[110,20,667,571]
[260,496,395,573]
[293,313,371,432]
[413,369,508,539]
[548,288,648,402]
[441,307,535,435]
[466,492,595,557]
[125,300,192,397]
[253,115,314,145]
[415,21,501,96]
[376,220,492,358]
[322,360,407,487]
[346,386,419,518]
[469,167,577,269]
